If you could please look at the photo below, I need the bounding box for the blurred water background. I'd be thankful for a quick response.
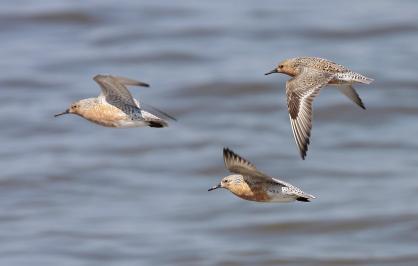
[0,0,417,265]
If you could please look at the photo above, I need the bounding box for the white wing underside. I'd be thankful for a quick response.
[286,68,335,159]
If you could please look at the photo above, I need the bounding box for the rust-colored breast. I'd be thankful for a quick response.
[78,103,128,127]
[230,181,271,202]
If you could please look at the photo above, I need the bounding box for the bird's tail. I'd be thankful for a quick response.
[337,72,374,84]
[350,72,374,84]
[296,192,316,202]
[146,120,168,128]
[141,110,169,128]
[296,197,311,202]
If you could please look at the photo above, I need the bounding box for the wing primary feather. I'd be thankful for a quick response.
[142,103,177,121]
[113,76,150,87]
[285,68,334,159]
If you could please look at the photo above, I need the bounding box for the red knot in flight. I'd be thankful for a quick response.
[208,148,315,203]
[265,57,373,159]
[55,74,175,128]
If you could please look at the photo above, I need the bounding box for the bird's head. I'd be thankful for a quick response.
[54,99,91,117]
[208,174,244,193]
[265,58,298,77]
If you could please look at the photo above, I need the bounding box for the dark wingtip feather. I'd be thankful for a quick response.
[299,141,308,160]
[296,197,310,202]
[223,147,242,164]
[223,147,233,158]
[300,148,307,160]
[129,80,149,87]
[358,98,366,110]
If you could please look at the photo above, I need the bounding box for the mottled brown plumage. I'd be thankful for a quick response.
[265,57,373,159]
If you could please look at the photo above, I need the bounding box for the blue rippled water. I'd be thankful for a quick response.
[0,0,417,265]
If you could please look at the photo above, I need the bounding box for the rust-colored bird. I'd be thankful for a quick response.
[55,74,175,128]
[208,148,315,203]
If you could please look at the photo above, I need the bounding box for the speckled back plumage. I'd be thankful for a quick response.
[294,57,349,73]
[293,57,374,84]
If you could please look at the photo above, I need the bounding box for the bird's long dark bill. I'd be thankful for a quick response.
[264,69,278,75]
[54,109,70,117]
[208,184,221,191]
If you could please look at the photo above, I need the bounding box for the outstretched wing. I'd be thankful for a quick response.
[286,68,334,159]
[223,147,257,173]
[223,148,285,186]
[112,76,150,88]
[142,103,177,121]
[336,84,366,109]
[93,74,143,114]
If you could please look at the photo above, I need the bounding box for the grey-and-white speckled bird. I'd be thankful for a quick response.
[208,148,315,203]
[265,57,373,159]
[55,74,175,128]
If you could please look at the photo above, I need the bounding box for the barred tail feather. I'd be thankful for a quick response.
[337,72,374,84]
[351,72,374,84]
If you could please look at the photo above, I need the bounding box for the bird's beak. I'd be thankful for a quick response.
[208,183,221,191]
[54,109,70,117]
[265,69,278,75]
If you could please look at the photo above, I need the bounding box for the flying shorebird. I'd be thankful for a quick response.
[265,57,373,159]
[54,74,175,128]
[208,148,315,203]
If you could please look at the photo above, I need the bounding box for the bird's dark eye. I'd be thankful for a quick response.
[279,65,283,69]
[223,180,228,183]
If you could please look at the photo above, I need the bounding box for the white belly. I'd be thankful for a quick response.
[115,120,148,128]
